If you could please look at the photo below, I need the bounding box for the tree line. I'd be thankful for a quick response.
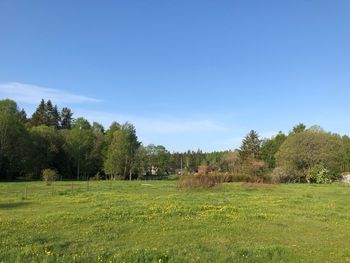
[0,99,172,180]
[1,98,350,183]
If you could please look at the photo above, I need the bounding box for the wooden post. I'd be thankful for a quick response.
[25,185,28,200]
[181,155,183,176]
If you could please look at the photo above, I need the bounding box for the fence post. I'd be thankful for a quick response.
[25,185,28,200]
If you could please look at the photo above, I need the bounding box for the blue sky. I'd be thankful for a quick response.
[0,1,350,152]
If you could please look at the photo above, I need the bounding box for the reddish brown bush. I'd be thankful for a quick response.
[197,165,208,176]
[178,173,229,188]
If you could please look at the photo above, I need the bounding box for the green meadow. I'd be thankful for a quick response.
[0,181,349,263]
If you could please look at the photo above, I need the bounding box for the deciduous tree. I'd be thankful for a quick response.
[276,130,344,182]
[104,123,139,180]
[65,118,95,180]
[0,99,29,179]
[261,132,287,169]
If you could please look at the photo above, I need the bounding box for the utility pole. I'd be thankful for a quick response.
[77,124,81,181]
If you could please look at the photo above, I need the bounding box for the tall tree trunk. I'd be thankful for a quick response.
[77,159,80,180]
[123,157,128,179]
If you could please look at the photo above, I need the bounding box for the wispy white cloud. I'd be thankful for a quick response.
[0,82,100,104]
[74,109,227,135]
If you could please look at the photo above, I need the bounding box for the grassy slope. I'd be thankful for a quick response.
[0,181,349,263]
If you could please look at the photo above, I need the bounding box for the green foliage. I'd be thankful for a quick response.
[239,130,261,160]
[92,122,104,134]
[307,125,325,133]
[104,121,121,146]
[205,151,227,171]
[31,99,47,126]
[46,100,60,128]
[0,99,20,114]
[31,99,71,129]
[308,164,331,184]
[30,125,64,178]
[169,150,230,174]
[261,132,287,169]
[88,123,105,178]
[342,135,350,172]
[0,99,29,180]
[232,158,267,183]
[130,145,149,177]
[104,123,140,180]
[220,151,240,173]
[2,98,350,184]
[60,107,73,129]
[41,168,58,185]
[145,144,171,176]
[104,130,130,178]
[291,123,306,134]
[64,118,95,179]
[31,99,60,127]
[276,130,345,182]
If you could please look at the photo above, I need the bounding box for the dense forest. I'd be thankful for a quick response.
[1,98,350,183]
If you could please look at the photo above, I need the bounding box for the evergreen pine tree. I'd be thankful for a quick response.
[60,107,73,129]
[46,100,54,127]
[239,130,261,160]
[19,109,27,123]
[51,105,60,128]
[31,99,47,126]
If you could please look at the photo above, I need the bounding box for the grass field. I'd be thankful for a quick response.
[0,181,349,263]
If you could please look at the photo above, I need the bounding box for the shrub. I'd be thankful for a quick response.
[197,165,208,175]
[229,173,255,182]
[308,164,332,184]
[178,173,229,188]
[269,167,296,183]
[229,158,267,183]
[42,169,58,185]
